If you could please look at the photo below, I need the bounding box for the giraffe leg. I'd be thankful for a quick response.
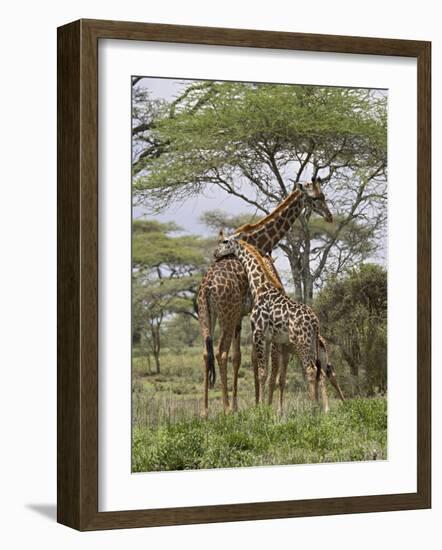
[231,323,242,413]
[304,362,329,412]
[304,364,317,402]
[278,346,289,415]
[216,329,234,414]
[295,343,323,409]
[318,366,329,414]
[314,342,329,413]
[315,335,331,412]
[326,364,346,401]
[253,332,269,405]
[318,336,346,402]
[251,344,259,405]
[268,343,280,406]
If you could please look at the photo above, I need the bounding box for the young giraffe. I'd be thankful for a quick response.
[262,256,345,413]
[213,237,334,413]
[198,178,333,415]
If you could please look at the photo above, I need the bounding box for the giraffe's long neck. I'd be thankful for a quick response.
[236,241,283,302]
[238,189,306,255]
[262,255,285,294]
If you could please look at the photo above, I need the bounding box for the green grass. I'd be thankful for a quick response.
[132,397,387,472]
[132,346,387,472]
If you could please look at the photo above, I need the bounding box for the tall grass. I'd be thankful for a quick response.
[132,346,387,472]
[132,398,387,472]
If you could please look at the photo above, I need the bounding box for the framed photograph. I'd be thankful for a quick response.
[57,19,431,530]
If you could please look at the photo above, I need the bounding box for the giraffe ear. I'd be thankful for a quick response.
[218,229,225,242]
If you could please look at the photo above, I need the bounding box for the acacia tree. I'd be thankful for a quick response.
[133,81,387,302]
[132,219,211,372]
[131,83,168,176]
[132,80,217,177]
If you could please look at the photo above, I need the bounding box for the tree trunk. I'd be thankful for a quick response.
[150,323,161,374]
[301,217,312,304]
[285,225,313,304]
[153,351,161,375]
[303,272,314,304]
[288,256,304,302]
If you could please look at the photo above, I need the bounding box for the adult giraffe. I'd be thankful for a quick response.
[198,177,334,415]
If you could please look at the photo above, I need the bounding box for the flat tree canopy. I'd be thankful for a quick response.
[133,80,387,302]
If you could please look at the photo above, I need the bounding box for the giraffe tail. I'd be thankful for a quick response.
[315,330,322,380]
[315,358,322,380]
[319,337,328,361]
[319,337,345,401]
[198,283,216,388]
[206,336,216,388]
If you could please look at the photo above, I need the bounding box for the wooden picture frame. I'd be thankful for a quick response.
[57,18,431,530]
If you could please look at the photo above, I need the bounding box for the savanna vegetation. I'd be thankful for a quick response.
[131,78,388,471]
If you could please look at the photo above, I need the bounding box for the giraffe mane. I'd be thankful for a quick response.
[263,256,285,292]
[238,240,284,290]
[234,189,302,235]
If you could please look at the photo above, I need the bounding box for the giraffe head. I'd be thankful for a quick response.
[213,228,236,259]
[213,232,243,260]
[214,176,333,259]
[297,176,333,223]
